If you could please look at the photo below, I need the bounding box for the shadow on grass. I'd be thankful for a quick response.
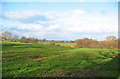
[46,57,119,78]
[96,57,118,77]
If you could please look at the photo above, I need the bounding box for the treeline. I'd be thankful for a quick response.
[0,31,119,49]
[75,37,118,49]
[0,31,38,44]
[56,40,75,43]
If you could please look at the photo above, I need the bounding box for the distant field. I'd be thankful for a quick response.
[38,41,76,46]
[2,41,119,77]
[55,43,76,45]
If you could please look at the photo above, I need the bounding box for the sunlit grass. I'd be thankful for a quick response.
[2,41,118,77]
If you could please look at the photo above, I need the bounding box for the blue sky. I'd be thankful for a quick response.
[1,2,118,41]
[1,0,120,2]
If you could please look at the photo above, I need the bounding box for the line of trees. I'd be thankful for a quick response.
[0,31,18,42]
[20,36,38,44]
[0,31,119,49]
[75,36,118,49]
[0,31,38,44]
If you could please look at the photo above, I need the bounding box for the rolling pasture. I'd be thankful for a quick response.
[2,41,119,77]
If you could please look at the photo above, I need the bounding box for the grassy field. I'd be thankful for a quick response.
[39,41,76,46]
[55,43,76,45]
[2,41,119,77]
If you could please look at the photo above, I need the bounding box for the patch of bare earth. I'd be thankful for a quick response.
[61,55,69,57]
[8,52,16,53]
[17,52,25,53]
[29,56,47,59]
[8,52,25,53]
[109,56,118,58]
[8,76,15,77]
[91,53,96,54]
[34,60,44,62]
[2,56,15,58]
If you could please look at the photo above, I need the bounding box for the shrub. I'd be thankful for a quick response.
[45,41,55,46]
[55,44,60,46]
[20,36,28,43]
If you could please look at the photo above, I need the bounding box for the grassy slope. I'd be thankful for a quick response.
[2,41,119,77]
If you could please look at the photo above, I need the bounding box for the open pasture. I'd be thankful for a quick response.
[2,41,119,77]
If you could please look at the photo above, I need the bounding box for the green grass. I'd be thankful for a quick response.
[55,43,76,45]
[2,41,119,77]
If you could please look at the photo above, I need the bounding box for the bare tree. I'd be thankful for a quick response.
[27,37,38,43]
[12,34,18,42]
[2,31,12,41]
[106,36,117,41]
[105,36,117,49]
[20,36,27,43]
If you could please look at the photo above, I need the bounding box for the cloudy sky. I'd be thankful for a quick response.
[1,2,118,41]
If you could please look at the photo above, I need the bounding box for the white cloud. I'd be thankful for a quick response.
[47,24,61,30]
[79,0,84,2]
[4,10,41,20]
[72,10,86,14]
[17,23,43,31]
[3,10,49,23]
[3,9,118,40]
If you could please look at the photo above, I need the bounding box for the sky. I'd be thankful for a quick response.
[1,2,118,41]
